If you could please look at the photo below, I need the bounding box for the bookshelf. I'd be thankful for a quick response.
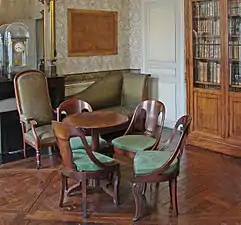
[186,0,241,157]
[192,0,221,89]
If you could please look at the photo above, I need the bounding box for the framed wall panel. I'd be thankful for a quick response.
[68,9,118,57]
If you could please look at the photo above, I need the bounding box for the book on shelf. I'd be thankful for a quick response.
[197,61,220,84]
[195,39,220,58]
[229,40,241,59]
[230,63,241,85]
[195,19,220,35]
[228,18,241,36]
[229,1,241,16]
[194,1,220,17]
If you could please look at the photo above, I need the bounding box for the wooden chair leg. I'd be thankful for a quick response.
[82,173,87,218]
[36,149,41,169]
[170,177,178,216]
[141,183,147,196]
[132,182,143,222]
[59,174,66,207]
[169,180,173,209]
[23,141,27,158]
[65,176,68,191]
[48,146,53,156]
[113,170,120,205]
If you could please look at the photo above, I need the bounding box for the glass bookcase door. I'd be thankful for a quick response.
[228,0,241,91]
[192,0,221,89]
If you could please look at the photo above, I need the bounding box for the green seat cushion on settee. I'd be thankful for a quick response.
[134,151,178,175]
[112,135,156,152]
[73,149,115,171]
[70,136,106,150]
[73,73,123,110]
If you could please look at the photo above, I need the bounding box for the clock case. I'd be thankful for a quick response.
[0,22,30,79]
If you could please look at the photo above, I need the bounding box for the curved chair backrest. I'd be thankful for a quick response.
[57,98,92,122]
[173,115,192,159]
[125,100,166,149]
[52,121,114,171]
[154,115,192,175]
[161,115,192,158]
[14,70,53,129]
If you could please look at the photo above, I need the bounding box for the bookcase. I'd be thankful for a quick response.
[185,0,241,156]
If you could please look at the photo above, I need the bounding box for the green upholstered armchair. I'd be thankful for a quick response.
[14,70,56,169]
[67,72,151,119]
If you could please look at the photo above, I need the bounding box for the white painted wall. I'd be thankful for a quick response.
[141,0,186,128]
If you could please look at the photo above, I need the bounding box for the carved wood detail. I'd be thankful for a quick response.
[68,9,118,57]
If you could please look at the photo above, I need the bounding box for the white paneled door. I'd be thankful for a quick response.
[141,0,186,128]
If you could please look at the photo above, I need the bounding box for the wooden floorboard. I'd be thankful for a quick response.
[1,146,241,224]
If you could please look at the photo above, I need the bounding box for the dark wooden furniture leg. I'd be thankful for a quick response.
[82,172,87,218]
[170,177,178,216]
[59,174,66,207]
[91,129,100,151]
[113,170,120,205]
[36,149,41,169]
[132,182,143,222]
[169,180,173,209]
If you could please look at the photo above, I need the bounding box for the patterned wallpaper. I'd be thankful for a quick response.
[0,0,43,24]
[55,0,142,75]
[129,0,142,70]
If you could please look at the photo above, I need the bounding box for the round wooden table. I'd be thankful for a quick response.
[63,110,129,151]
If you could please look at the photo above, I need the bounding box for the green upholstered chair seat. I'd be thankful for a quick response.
[112,135,156,152]
[73,149,115,171]
[24,124,56,146]
[70,136,107,150]
[134,151,178,175]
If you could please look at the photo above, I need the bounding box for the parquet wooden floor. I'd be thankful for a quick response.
[1,146,241,225]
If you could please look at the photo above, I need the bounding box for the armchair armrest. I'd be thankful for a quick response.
[52,108,57,114]
[19,114,41,148]
[19,114,38,125]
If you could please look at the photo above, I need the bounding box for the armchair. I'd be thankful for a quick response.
[14,70,57,169]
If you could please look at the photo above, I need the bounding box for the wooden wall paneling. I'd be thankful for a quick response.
[68,9,118,57]
[228,93,241,145]
[193,90,222,137]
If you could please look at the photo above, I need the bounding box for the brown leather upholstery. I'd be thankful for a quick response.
[14,70,56,169]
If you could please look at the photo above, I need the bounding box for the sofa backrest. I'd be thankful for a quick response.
[121,72,151,107]
[71,73,123,110]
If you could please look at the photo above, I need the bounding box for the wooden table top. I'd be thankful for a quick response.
[63,110,129,129]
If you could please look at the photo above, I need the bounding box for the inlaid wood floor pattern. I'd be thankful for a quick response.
[1,147,241,225]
